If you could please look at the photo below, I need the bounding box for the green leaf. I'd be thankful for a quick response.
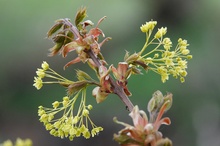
[113,133,141,145]
[76,70,93,81]
[124,50,130,61]
[129,66,142,75]
[47,22,63,38]
[75,7,87,27]
[48,43,63,56]
[63,31,74,44]
[124,53,139,64]
[133,60,149,70]
[96,52,103,60]
[68,81,89,95]
[52,32,66,43]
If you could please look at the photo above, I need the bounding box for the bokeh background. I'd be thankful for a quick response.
[1,0,220,145]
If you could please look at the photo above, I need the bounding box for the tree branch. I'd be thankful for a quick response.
[87,49,134,112]
[64,19,134,111]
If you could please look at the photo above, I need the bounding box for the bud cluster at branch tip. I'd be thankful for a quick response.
[114,90,172,146]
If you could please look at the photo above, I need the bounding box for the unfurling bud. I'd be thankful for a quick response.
[148,90,164,113]
[163,93,173,112]
[147,90,173,121]
[92,87,108,103]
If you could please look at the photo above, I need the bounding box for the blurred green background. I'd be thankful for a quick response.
[1,0,220,145]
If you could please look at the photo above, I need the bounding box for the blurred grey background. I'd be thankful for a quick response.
[0,0,220,145]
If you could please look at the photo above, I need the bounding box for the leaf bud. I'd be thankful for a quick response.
[163,93,173,112]
[148,90,164,113]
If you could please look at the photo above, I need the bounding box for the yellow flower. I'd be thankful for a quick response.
[36,68,45,78]
[187,55,193,59]
[52,101,60,109]
[0,138,33,146]
[2,140,13,146]
[157,66,166,74]
[154,27,167,39]
[87,104,93,110]
[180,77,185,83]
[39,113,48,123]
[178,38,189,47]
[163,38,172,50]
[138,21,192,83]
[73,116,79,124]
[41,61,49,70]
[180,70,187,77]
[145,57,153,63]
[91,127,103,137]
[82,109,89,116]
[178,60,187,69]
[140,20,157,33]
[38,89,103,141]
[33,77,43,90]
[161,73,169,83]
[181,49,190,55]
[62,96,69,107]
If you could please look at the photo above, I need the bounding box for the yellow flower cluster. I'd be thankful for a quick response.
[154,27,167,39]
[139,20,192,83]
[33,61,48,90]
[38,89,103,141]
[33,62,102,140]
[33,61,73,90]
[0,138,32,146]
[140,21,157,33]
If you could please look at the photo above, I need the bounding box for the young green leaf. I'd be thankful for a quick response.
[68,81,89,95]
[76,70,93,81]
[48,43,63,56]
[47,22,63,38]
[75,7,87,27]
